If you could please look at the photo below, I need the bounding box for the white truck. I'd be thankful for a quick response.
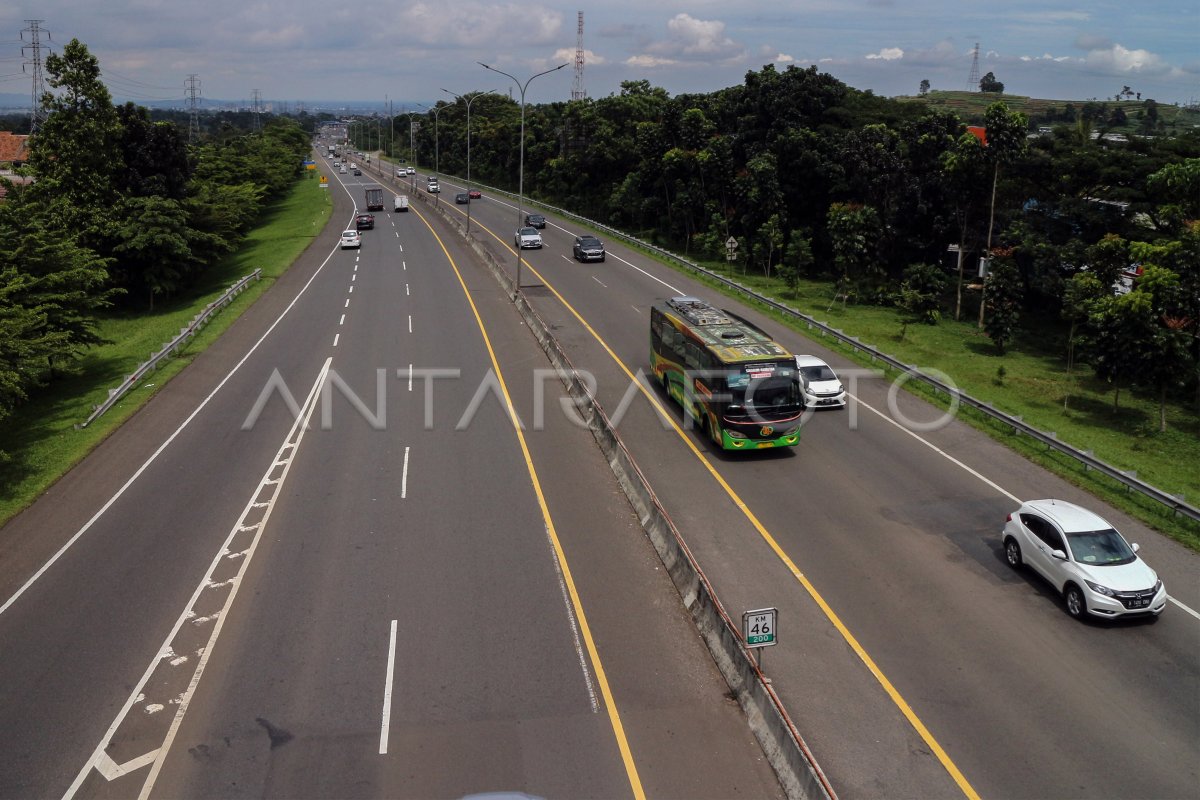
[394,195,409,212]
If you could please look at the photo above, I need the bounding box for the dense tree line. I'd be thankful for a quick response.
[381,64,1198,425]
[0,40,310,428]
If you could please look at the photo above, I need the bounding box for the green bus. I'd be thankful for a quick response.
[650,296,805,450]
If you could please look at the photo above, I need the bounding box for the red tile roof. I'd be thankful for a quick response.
[0,132,30,163]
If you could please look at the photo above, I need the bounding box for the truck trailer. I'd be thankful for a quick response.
[364,187,384,211]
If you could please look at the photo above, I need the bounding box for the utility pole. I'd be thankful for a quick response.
[186,74,202,144]
[21,20,50,134]
[251,89,261,132]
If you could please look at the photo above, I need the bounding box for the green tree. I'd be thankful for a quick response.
[941,132,989,320]
[982,256,1022,353]
[978,102,1029,327]
[919,79,931,95]
[979,72,1004,93]
[25,39,123,213]
[895,262,947,340]
[1083,291,1155,411]
[777,233,814,296]
[826,203,881,294]
[1060,271,1105,409]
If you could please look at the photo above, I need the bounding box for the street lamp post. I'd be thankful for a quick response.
[402,110,420,192]
[430,103,447,206]
[478,60,568,296]
[442,88,496,233]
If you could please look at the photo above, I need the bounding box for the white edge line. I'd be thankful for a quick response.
[136,357,332,800]
[62,359,331,800]
[401,447,410,499]
[379,619,398,755]
[1,240,343,620]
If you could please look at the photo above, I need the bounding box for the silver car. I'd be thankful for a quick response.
[514,227,543,249]
[1002,499,1166,620]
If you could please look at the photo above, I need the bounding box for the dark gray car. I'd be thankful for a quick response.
[572,235,605,262]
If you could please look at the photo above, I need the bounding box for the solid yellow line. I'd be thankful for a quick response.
[466,209,981,800]
[412,206,646,800]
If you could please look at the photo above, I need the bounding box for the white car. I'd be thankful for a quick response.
[407,167,416,175]
[514,227,543,249]
[1002,499,1167,620]
[340,230,361,249]
[794,355,846,408]
[396,167,405,177]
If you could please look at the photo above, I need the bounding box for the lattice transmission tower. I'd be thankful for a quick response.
[571,11,586,101]
[186,74,202,143]
[21,19,51,133]
[966,42,981,91]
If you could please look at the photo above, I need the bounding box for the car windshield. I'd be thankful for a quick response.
[799,364,838,382]
[580,238,601,246]
[1066,528,1136,565]
[520,228,537,236]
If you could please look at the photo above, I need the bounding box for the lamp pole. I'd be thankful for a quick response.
[478,60,568,296]
[442,88,496,233]
[402,110,420,191]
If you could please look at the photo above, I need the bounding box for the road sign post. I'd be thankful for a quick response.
[725,236,739,263]
[742,607,777,675]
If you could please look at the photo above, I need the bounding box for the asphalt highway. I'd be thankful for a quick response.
[0,156,783,799]
[388,156,1200,800]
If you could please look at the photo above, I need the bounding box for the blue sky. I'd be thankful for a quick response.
[2,1,1197,110]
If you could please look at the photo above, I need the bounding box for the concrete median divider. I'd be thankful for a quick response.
[424,199,836,800]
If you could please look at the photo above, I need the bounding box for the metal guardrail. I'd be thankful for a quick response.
[78,270,262,429]
[416,169,1197,524]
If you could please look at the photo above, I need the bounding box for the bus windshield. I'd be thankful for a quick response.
[725,363,803,412]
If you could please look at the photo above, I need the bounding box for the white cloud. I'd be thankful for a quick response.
[775,53,795,63]
[626,54,677,68]
[399,2,563,47]
[641,13,744,62]
[552,47,606,66]
[1085,43,1167,73]
[865,47,904,61]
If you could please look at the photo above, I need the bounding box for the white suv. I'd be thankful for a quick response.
[1002,499,1166,620]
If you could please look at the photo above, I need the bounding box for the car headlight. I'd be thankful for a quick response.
[1083,580,1115,597]
[726,429,746,439]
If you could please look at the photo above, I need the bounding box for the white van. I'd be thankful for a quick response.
[394,195,409,212]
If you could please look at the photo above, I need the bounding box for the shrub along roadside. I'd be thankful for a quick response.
[0,175,332,527]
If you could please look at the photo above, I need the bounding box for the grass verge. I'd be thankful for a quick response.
[0,174,332,527]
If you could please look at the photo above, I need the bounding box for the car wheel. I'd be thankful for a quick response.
[1064,584,1087,619]
[1004,538,1022,568]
